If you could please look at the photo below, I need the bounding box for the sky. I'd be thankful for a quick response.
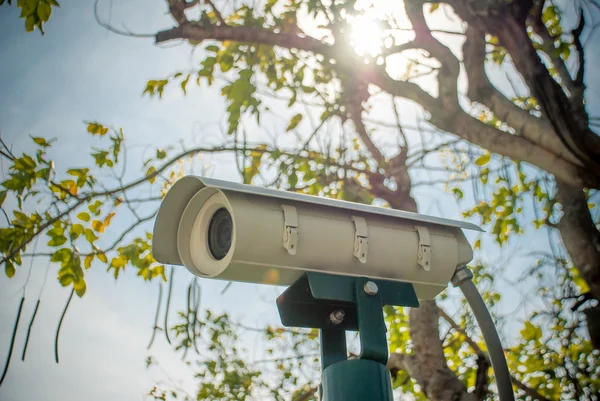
[0,0,598,400]
[0,1,289,400]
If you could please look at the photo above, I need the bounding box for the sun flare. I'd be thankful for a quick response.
[349,14,385,57]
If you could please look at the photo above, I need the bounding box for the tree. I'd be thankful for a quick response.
[1,0,599,400]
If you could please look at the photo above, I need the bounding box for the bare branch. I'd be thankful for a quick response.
[0,135,16,161]
[438,308,486,358]
[403,0,460,109]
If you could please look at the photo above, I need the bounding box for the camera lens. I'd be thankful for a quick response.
[207,208,233,260]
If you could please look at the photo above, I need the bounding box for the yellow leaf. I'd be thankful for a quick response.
[91,219,103,233]
[110,256,127,268]
[475,153,491,166]
[97,252,108,263]
[84,254,94,269]
[73,279,87,297]
[77,212,90,222]
[103,212,116,228]
[146,166,157,184]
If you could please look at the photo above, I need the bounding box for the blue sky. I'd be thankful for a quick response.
[0,2,287,400]
[0,0,597,400]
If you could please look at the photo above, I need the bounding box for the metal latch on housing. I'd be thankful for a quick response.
[415,225,431,271]
[281,205,298,255]
[352,216,368,263]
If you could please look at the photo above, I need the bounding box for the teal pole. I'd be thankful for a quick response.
[319,278,394,401]
[276,273,419,401]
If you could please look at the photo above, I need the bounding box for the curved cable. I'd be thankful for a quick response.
[55,289,74,363]
[21,299,41,361]
[0,296,25,387]
[451,266,515,401]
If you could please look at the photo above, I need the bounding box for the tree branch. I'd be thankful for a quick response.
[403,0,460,110]
[512,377,552,401]
[462,24,581,167]
[0,199,85,268]
[205,0,225,26]
[492,7,600,170]
[167,0,200,25]
[530,9,579,97]
[572,10,586,102]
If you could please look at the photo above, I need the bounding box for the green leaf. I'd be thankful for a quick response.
[25,14,35,32]
[156,149,167,160]
[429,3,440,12]
[475,153,490,166]
[84,228,97,244]
[286,113,303,132]
[32,136,48,146]
[219,54,234,72]
[5,260,15,278]
[205,45,220,53]
[0,190,7,207]
[77,212,90,222]
[451,188,463,200]
[48,236,67,246]
[74,279,86,297]
[37,2,51,21]
[70,223,84,240]
[59,275,73,286]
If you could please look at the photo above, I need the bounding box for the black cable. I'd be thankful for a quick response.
[21,299,41,361]
[0,296,25,387]
[55,289,74,363]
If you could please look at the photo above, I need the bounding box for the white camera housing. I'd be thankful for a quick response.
[152,176,481,299]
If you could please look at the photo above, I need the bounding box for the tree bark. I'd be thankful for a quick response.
[409,301,476,401]
[556,181,600,302]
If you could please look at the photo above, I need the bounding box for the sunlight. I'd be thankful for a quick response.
[349,14,385,57]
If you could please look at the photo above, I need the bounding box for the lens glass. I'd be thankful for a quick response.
[207,208,233,260]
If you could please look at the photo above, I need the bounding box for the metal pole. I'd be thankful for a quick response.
[319,278,394,401]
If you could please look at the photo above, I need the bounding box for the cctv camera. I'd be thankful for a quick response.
[152,176,481,299]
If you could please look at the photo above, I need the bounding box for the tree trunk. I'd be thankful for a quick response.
[555,181,600,298]
[409,301,477,401]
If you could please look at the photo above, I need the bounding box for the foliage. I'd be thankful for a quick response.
[147,310,319,401]
[0,124,166,297]
[0,0,59,33]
